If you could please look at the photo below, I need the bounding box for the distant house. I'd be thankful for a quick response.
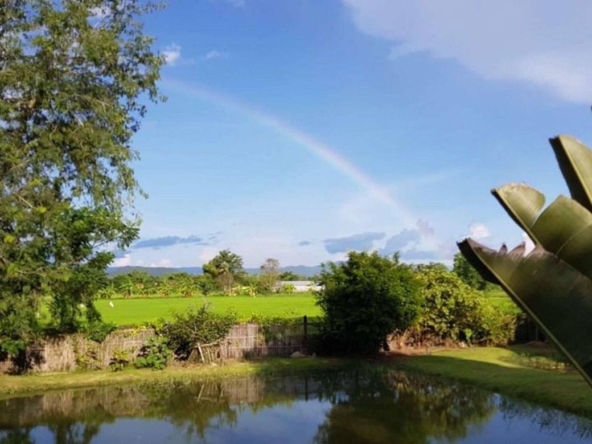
[276,280,322,293]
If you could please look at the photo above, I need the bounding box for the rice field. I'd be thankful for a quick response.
[94,293,321,326]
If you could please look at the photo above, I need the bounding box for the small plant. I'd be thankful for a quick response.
[110,348,131,372]
[158,305,237,360]
[279,283,296,294]
[75,343,101,371]
[135,336,173,370]
[83,322,117,343]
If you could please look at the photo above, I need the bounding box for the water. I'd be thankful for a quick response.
[1,367,592,443]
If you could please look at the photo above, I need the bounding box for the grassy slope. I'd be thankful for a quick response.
[0,358,345,399]
[94,294,321,326]
[398,347,592,417]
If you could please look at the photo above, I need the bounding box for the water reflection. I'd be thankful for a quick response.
[1,367,591,443]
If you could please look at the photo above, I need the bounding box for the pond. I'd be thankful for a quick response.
[1,367,592,443]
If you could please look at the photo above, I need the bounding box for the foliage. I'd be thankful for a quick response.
[109,348,131,372]
[279,271,305,281]
[135,336,172,370]
[81,321,117,343]
[316,251,421,355]
[74,342,101,371]
[414,265,513,345]
[202,250,245,293]
[452,253,493,291]
[0,0,164,350]
[258,258,280,293]
[459,135,592,387]
[279,283,296,294]
[157,305,237,360]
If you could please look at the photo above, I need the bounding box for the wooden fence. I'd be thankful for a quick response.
[0,318,317,373]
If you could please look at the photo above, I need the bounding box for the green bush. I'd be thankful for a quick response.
[157,305,237,360]
[316,251,421,355]
[414,265,514,346]
[135,336,172,370]
[82,321,117,343]
[109,348,131,372]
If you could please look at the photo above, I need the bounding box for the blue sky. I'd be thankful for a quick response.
[114,0,592,268]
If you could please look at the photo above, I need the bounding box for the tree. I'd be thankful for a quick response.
[279,271,303,281]
[316,251,421,355]
[452,253,491,291]
[259,258,280,293]
[202,250,244,294]
[0,0,164,351]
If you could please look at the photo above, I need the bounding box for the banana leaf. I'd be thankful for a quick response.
[459,134,592,388]
[459,238,592,387]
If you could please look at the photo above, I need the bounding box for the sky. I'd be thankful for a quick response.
[113,0,592,269]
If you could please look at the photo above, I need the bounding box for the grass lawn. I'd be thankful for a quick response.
[398,346,592,417]
[94,294,321,326]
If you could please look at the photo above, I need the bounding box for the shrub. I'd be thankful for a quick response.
[414,265,515,346]
[82,322,117,343]
[135,336,172,370]
[316,251,421,355]
[109,348,131,372]
[157,305,237,360]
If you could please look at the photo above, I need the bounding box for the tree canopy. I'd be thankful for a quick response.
[202,250,245,293]
[316,251,421,355]
[0,0,164,352]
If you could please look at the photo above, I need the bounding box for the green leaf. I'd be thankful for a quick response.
[492,183,545,244]
[459,238,592,387]
[551,135,592,212]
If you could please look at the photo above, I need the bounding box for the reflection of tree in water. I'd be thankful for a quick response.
[313,367,497,444]
[498,397,592,440]
[2,370,592,443]
[0,377,297,442]
[0,429,34,444]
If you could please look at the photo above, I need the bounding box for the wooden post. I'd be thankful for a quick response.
[303,315,308,354]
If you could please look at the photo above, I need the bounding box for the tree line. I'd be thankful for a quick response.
[105,251,309,298]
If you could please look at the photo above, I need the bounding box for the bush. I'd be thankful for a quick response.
[316,251,421,355]
[109,348,131,372]
[414,265,514,346]
[82,322,117,343]
[157,305,237,360]
[135,336,172,370]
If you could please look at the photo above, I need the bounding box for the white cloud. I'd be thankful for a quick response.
[112,254,131,267]
[204,50,229,61]
[468,223,490,240]
[162,44,182,66]
[150,258,173,267]
[522,232,536,255]
[342,0,592,103]
[89,6,110,19]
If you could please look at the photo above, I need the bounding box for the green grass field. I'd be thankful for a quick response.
[95,293,321,326]
[483,289,520,314]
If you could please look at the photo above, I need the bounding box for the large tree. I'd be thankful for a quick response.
[316,251,421,355]
[202,250,245,293]
[258,258,280,293]
[0,0,164,351]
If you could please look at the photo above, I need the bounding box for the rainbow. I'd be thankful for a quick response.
[161,79,444,257]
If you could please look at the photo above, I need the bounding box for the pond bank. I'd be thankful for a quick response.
[2,347,592,418]
[396,347,592,417]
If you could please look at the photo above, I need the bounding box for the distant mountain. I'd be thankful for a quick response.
[107,264,323,277]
